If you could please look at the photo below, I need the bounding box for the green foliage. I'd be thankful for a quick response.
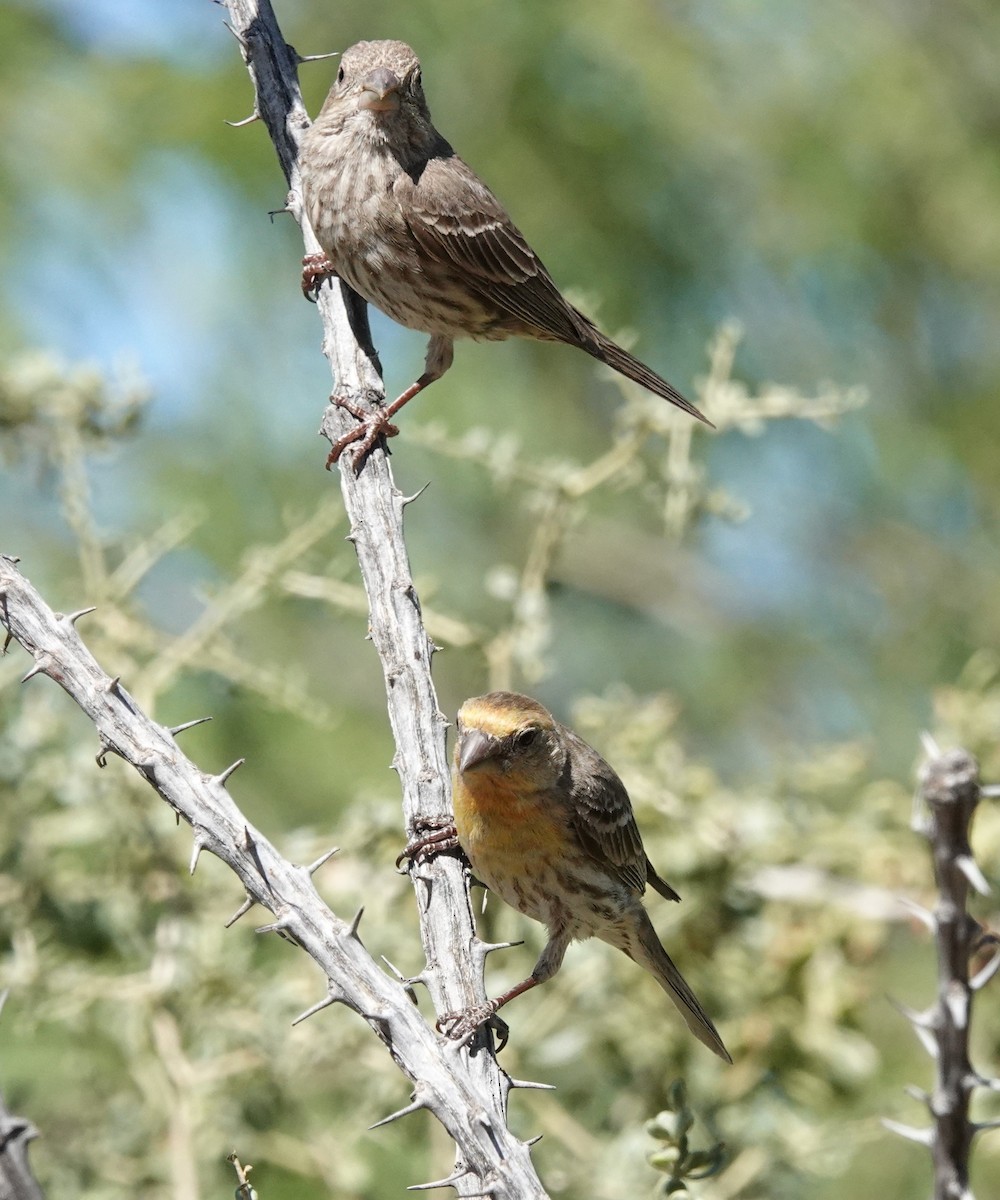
[647,1080,728,1197]
[3,348,996,1199]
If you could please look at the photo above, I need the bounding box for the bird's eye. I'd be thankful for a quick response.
[337,65,345,84]
[514,729,538,750]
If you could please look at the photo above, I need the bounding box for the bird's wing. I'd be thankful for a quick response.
[561,725,651,896]
[399,152,594,344]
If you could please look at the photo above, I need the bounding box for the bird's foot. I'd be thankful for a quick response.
[396,815,461,872]
[325,395,401,474]
[437,1003,509,1051]
[301,252,336,301]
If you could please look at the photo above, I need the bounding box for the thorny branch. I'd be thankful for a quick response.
[886,743,1000,1200]
[0,557,546,1197]
[0,0,553,1193]
[220,0,548,1188]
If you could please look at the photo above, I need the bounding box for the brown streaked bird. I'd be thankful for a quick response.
[298,39,710,471]
[405,690,730,1061]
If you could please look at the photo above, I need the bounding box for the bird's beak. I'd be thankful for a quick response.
[457,728,498,774]
[359,67,402,113]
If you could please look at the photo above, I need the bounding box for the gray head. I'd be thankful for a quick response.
[313,39,435,147]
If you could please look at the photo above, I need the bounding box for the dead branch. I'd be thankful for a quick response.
[886,743,998,1200]
[0,554,545,1196]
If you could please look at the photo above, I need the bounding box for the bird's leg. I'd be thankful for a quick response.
[301,253,336,300]
[326,335,455,474]
[396,815,461,871]
[436,976,539,1047]
[437,930,571,1046]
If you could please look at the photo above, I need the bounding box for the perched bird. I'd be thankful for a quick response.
[298,39,710,470]
[428,690,730,1061]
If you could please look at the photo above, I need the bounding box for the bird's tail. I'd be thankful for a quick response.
[582,323,713,427]
[619,909,731,1063]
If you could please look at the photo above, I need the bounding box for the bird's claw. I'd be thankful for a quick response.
[325,397,401,474]
[437,1004,509,1051]
[301,252,336,301]
[396,816,461,872]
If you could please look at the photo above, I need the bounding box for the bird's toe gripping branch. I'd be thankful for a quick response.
[437,1003,510,1052]
[396,814,462,872]
[325,395,402,473]
[301,252,336,300]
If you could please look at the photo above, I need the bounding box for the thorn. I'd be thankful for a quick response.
[2,630,11,654]
[898,897,936,931]
[243,826,274,893]
[214,758,246,788]
[981,784,1000,798]
[476,939,524,960]
[189,839,205,876]
[914,1024,939,1059]
[904,1084,930,1103]
[525,1133,543,1147]
[399,481,431,508]
[919,731,941,759]
[973,1117,1000,1133]
[267,206,291,221]
[348,907,365,940]
[20,661,45,683]
[106,677,138,712]
[407,1166,473,1192]
[306,847,339,876]
[295,49,340,64]
[137,760,158,783]
[62,606,97,626]
[381,956,419,1001]
[225,112,259,127]
[888,997,938,1057]
[169,716,212,736]
[882,1118,934,1146]
[967,1073,1000,1092]
[944,982,969,1028]
[95,738,115,768]
[508,1077,556,1091]
[224,895,255,928]
[888,997,936,1029]
[255,917,291,935]
[369,1094,426,1130]
[292,994,336,1026]
[956,855,991,896]
[223,21,248,49]
[360,1009,394,1043]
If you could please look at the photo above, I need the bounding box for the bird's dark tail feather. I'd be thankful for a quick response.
[584,326,714,428]
[626,910,732,1063]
